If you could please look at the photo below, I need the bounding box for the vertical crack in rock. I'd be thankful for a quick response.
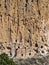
[19,31,22,42]
[0,14,2,23]
[26,0,28,3]
[29,34,32,46]
[31,0,33,2]
[9,23,12,42]
[36,0,41,16]
[17,0,19,34]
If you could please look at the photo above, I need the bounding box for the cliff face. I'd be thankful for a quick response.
[0,0,49,59]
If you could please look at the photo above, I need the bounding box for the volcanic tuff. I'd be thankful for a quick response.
[0,0,49,59]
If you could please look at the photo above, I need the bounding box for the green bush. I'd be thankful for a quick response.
[0,53,17,65]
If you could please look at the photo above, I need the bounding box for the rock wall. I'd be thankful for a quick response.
[0,0,49,59]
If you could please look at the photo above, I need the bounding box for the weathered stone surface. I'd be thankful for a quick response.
[0,0,49,59]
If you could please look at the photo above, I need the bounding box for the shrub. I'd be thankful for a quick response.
[0,53,17,65]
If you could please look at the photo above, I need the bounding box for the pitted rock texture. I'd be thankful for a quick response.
[0,0,49,58]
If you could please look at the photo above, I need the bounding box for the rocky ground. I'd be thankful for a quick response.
[15,54,49,65]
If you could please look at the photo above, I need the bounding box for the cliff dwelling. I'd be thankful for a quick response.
[0,0,49,59]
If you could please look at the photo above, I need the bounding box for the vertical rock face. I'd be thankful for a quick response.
[0,0,49,58]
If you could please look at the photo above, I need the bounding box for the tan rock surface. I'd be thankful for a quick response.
[0,0,49,59]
